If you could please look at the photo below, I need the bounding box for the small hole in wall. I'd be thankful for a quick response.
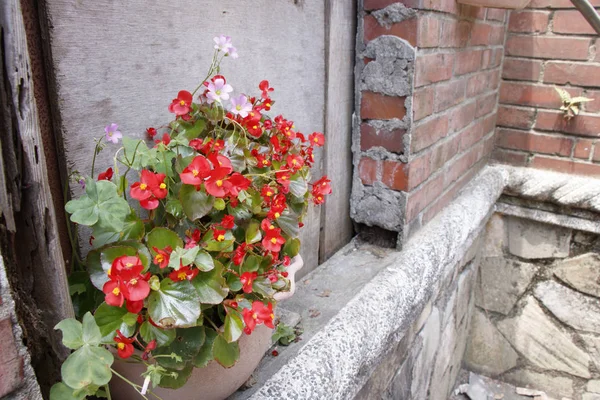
[34,145,39,164]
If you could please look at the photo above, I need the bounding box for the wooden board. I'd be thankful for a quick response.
[319,0,356,262]
[42,1,328,272]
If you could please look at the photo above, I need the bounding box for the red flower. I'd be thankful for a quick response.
[262,227,285,253]
[240,272,258,294]
[221,215,235,230]
[259,80,274,99]
[169,265,199,282]
[228,173,251,197]
[286,154,304,171]
[185,229,202,249]
[110,255,144,277]
[308,132,325,147]
[209,153,233,173]
[205,167,231,197]
[120,268,150,302]
[130,170,168,210]
[243,301,275,334]
[267,194,287,220]
[311,176,332,205]
[97,167,113,181]
[233,243,248,266]
[261,185,276,203]
[252,150,271,168]
[275,171,291,192]
[146,127,158,138]
[103,279,124,307]
[126,300,144,314]
[153,246,172,269]
[212,227,226,242]
[155,133,171,146]
[180,155,211,186]
[114,330,135,359]
[168,90,193,116]
[142,339,157,360]
[261,218,276,233]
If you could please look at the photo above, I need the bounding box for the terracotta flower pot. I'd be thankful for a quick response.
[456,0,531,9]
[109,255,304,400]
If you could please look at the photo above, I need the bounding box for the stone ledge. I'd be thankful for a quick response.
[240,165,507,399]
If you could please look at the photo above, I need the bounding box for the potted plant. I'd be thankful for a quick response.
[50,35,331,400]
[456,0,531,9]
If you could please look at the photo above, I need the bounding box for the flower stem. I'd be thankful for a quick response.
[192,49,219,96]
[105,384,112,400]
[91,137,104,178]
[110,368,150,400]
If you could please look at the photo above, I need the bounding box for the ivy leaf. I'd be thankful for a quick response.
[223,313,243,343]
[148,279,201,329]
[82,312,102,346]
[55,319,84,350]
[193,327,218,368]
[65,180,130,232]
[245,220,262,244]
[147,228,184,256]
[61,345,114,390]
[191,261,228,304]
[50,383,86,400]
[180,185,214,221]
[153,327,205,369]
[140,321,176,347]
[94,303,137,343]
[158,363,194,389]
[168,246,200,270]
[194,250,215,272]
[276,209,300,238]
[212,334,240,368]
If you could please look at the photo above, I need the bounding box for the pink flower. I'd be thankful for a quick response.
[229,95,252,118]
[206,78,233,104]
[105,123,122,144]
[213,35,234,54]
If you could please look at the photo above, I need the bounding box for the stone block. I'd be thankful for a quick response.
[497,296,590,378]
[589,380,600,393]
[502,369,574,399]
[580,334,600,370]
[0,319,23,398]
[411,307,440,400]
[464,310,518,377]
[456,268,474,325]
[534,280,600,334]
[475,257,538,315]
[429,314,457,400]
[484,214,507,257]
[554,253,600,299]
[507,217,571,259]
[584,394,600,400]
[386,352,414,400]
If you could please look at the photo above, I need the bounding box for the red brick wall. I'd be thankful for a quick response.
[495,2,600,176]
[355,0,507,239]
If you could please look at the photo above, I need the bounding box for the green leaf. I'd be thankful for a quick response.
[91,211,145,248]
[193,327,218,368]
[253,277,275,298]
[140,321,176,347]
[180,118,207,140]
[158,364,194,389]
[226,273,242,292]
[289,173,308,198]
[242,255,260,273]
[82,312,102,346]
[191,261,228,304]
[147,227,184,255]
[165,199,184,219]
[65,180,130,232]
[245,220,262,244]
[223,313,243,343]
[194,250,215,272]
[212,334,240,368]
[55,319,84,350]
[87,245,150,291]
[50,382,86,400]
[180,185,214,221]
[148,279,201,328]
[277,210,300,238]
[282,238,301,258]
[227,202,252,220]
[202,230,235,252]
[168,246,199,270]
[122,137,154,169]
[153,327,205,369]
[61,345,114,390]
[94,303,136,343]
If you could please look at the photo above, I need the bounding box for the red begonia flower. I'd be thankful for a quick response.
[180,155,211,186]
[168,90,193,116]
[97,167,113,181]
[114,330,135,359]
[240,272,258,294]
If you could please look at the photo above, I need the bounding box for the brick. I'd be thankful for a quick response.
[423,166,480,224]
[358,157,378,186]
[497,105,536,129]
[531,156,600,176]
[553,10,597,34]
[489,25,506,45]
[487,8,507,22]
[363,15,418,46]
[439,19,471,48]
[477,92,497,118]
[445,143,482,186]
[422,0,460,14]
[506,36,590,61]
[502,58,542,81]
[435,79,467,112]
[499,82,582,109]
[430,135,461,172]
[449,101,477,133]
[481,48,503,70]
[0,319,23,398]
[382,160,410,191]
[408,152,433,189]
[584,90,600,113]
[508,10,550,33]
[594,144,600,161]
[361,92,407,120]
[596,39,600,62]
[471,23,492,46]
[544,62,600,87]
[460,114,496,151]
[492,148,529,166]
[413,87,434,121]
[360,123,406,153]
[455,50,483,76]
[415,53,454,87]
[496,128,573,156]
[412,115,449,152]
[535,110,600,137]
[406,173,445,221]
[574,139,594,159]
[418,15,440,48]
[528,0,600,7]
[467,70,500,97]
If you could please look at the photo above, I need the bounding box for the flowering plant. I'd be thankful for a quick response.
[51,35,331,400]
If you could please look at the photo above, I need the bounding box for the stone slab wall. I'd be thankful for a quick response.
[494,2,600,176]
[465,212,600,399]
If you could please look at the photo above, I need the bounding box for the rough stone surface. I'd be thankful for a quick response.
[464,310,519,377]
[351,184,407,232]
[483,214,506,257]
[475,256,538,315]
[410,307,440,400]
[372,3,417,28]
[362,36,415,97]
[497,296,591,378]
[554,253,600,299]
[429,314,457,400]
[583,394,600,400]
[534,280,600,334]
[507,217,571,259]
[501,369,575,399]
[589,380,600,393]
[581,334,600,370]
